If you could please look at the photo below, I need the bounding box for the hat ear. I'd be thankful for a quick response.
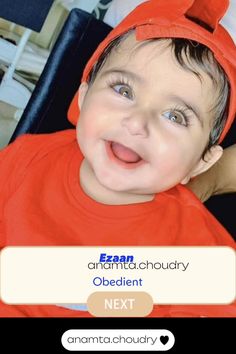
[186,0,229,31]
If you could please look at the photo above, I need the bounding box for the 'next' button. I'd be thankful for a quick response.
[87,292,153,317]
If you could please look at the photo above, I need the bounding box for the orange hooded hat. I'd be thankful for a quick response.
[68,0,236,143]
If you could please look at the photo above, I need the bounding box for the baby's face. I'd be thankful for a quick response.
[77,34,217,197]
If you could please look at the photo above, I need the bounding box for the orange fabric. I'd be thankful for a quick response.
[68,0,236,142]
[0,130,235,317]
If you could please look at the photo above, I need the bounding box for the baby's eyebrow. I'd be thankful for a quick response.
[100,68,145,84]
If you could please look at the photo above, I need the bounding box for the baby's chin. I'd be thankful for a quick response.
[97,175,156,197]
[97,185,155,205]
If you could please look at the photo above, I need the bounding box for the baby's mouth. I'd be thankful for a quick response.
[110,141,142,163]
[105,141,144,169]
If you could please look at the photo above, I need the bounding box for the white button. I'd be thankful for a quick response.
[61,329,175,351]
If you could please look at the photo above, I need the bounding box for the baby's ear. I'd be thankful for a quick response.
[78,82,89,109]
[181,145,223,185]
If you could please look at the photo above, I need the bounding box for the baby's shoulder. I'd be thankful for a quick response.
[0,129,77,183]
[6,129,76,160]
[0,129,77,197]
[162,185,235,246]
[13,129,76,148]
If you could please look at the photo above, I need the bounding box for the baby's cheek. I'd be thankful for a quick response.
[77,117,97,141]
[158,151,190,180]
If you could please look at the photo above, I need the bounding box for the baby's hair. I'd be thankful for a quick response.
[87,30,230,150]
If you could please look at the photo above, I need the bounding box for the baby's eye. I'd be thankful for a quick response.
[162,110,187,126]
[112,84,133,100]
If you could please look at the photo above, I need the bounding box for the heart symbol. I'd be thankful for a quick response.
[160,336,169,345]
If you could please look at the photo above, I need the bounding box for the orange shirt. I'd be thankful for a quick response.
[0,129,235,317]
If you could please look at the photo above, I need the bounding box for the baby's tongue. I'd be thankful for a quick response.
[111,142,141,163]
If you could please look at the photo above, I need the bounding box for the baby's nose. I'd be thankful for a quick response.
[121,113,149,137]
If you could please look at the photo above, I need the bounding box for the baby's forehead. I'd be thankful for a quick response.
[100,33,214,88]
[104,32,171,67]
